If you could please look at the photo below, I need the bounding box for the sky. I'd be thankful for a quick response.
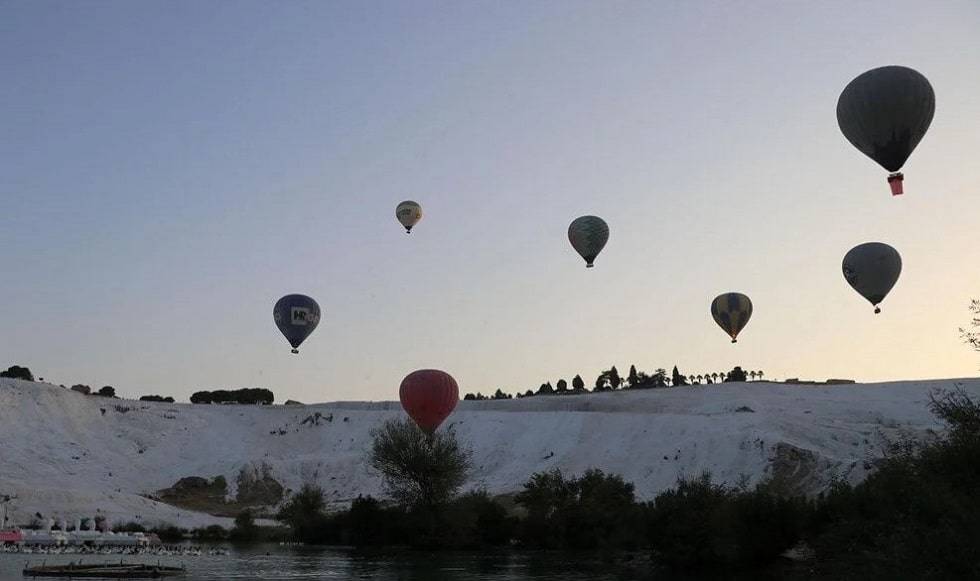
[2,0,979,402]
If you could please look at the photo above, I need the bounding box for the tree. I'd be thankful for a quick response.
[652,368,668,387]
[672,366,688,387]
[190,391,213,404]
[369,418,472,509]
[960,299,980,353]
[537,382,554,396]
[277,483,328,542]
[696,375,703,384]
[572,375,585,391]
[556,379,568,394]
[70,384,91,395]
[711,373,719,383]
[757,370,764,381]
[0,366,34,381]
[688,375,695,385]
[523,389,534,398]
[628,365,639,388]
[609,366,622,390]
[726,367,748,382]
[140,395,175,403]
[594,374,608,391]
[231,509,259,541]
[463,393,476,401]
[492,389,511,400]
[98,386,116,397]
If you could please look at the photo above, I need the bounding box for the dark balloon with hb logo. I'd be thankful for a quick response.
[273,294,321,354]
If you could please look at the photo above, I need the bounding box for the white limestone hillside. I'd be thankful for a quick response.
[1,377,977,528]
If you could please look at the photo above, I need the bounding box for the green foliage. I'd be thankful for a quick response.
[0,365,34,381]
[140,394,175,402]
[808,387,980,579]
[277,483,331,543]
[672,366,688,386]
[230,509,258,541]
[960,299,980,354]
[369,418,472,509]
[572,375,585,391]
[516,468,642,550]
[150,524,187,541]
[646,473,810,571]
[190,388,274,404]
[193,524,228,541]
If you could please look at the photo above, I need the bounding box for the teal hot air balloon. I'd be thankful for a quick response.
[711,293,753,343]
[568,216,609,268]
[274,294,321,353]
[837,66,935,195]
[842,243,902,314]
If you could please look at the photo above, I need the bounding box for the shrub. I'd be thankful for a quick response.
[230,510,258,541]
[193,524,228,541]
[516,468,642,550]
[151,524,187,541]
[140,395,175,403]
[0,365,34,381]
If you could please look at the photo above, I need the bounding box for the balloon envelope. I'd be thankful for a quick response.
[399,369,459,434]
[842,243,902,313]
[837,66,935,173]
[273,294,321,353]
[711,293,753,343]
[396,201,423,233]
[568,216,609,268]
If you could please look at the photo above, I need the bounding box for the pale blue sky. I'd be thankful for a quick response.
[2,1,979,402]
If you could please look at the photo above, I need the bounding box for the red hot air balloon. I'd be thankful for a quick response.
[399,369,459,434]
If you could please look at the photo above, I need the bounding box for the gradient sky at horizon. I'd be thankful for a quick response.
[2,1,979,402]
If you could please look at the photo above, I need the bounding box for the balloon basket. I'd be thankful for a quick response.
[874,306,881,314]
[586,263,594,268]
[731,339,737,344]
[887,172,904,196]
[291,349,299,354]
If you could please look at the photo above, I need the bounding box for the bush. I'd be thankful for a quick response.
[140,395,175,403]
[193,524,228,541]
[113,521,146,533]
[190,388,274,405]
[645,473,809,571]
[516,468,642,551]
[277,484,333,544]
[807,387,980,579]
[0,365,34,381]
[151,524,187,541]
[98,385,116,397]
[230,510,258,541]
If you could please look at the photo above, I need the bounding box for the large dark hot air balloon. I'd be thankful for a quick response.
[843,242,902,314]
[568,215,609,268]
[273,294,321,354]
[837,66,935,196]
[711,293,753,343]
[399,369,459,435]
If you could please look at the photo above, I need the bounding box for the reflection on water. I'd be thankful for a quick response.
[3,543,633,580]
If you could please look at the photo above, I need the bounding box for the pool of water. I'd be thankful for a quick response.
[4,544,636,580]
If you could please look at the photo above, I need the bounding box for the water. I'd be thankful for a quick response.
[3,544,635,580]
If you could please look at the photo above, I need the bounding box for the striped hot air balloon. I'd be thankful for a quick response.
[568,215,609,268]
[399,369,459,435]
[396,201,423,233]
[711,293,753,343]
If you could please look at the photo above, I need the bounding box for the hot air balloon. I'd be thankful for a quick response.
[396,201,423,233]
[273,294,321,353]
[568,215,609,268]
[711,293,753,343]
[837,66,935,196]
[842,242,901,314]
[399,369,459,435]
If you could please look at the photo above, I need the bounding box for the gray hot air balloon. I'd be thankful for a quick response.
[274,294,321,353]
[711,292,753,343]
[568,216,609,268]
[396,201,423,233]
[837,66,935,195]
[842,243,902,314]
